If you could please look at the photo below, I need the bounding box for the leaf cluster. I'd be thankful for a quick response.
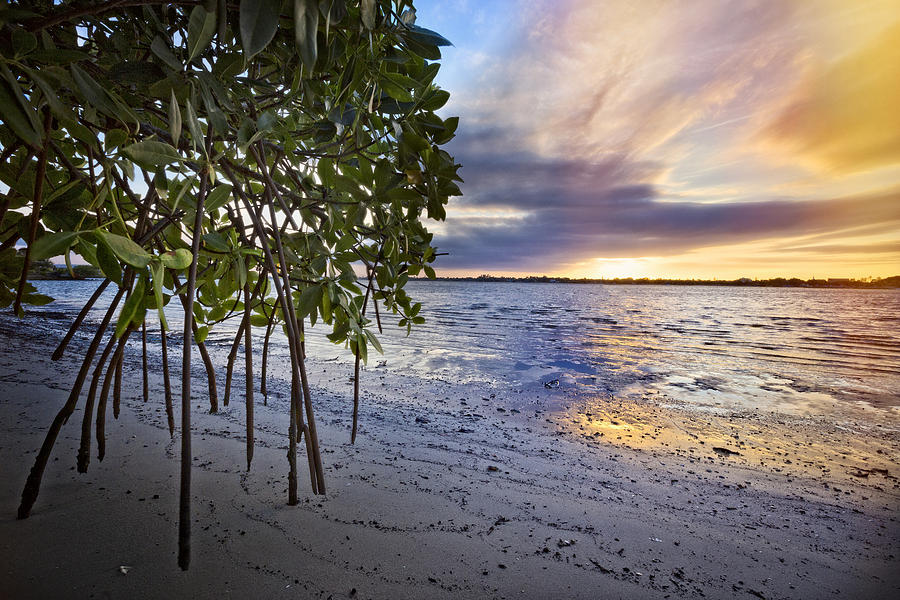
[0,0,462,360]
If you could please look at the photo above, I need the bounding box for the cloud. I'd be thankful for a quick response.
[436,160,900,272]
[776,241,900,256]
[761,20,900,173]
[430,0,900,276]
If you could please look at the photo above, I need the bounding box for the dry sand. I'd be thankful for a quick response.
[0,319,898,599]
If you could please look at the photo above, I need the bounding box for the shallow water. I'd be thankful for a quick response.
[23,280,900,415]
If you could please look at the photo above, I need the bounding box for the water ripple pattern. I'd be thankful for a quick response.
[21,280,900,414]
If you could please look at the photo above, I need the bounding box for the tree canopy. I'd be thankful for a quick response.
[0,0,461,569]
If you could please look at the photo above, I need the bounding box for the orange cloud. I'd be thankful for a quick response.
[762,20,900,173]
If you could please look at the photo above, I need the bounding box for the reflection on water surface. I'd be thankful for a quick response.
[28,280,900,416]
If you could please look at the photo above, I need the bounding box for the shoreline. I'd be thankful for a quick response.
[1,318,898,599]
[409,277,900,290]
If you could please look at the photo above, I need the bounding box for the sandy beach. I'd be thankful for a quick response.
[1,316,898,599]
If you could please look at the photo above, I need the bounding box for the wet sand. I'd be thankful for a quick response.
[0,322,898,599]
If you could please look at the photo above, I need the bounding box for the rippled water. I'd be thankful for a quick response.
[20,280,900,415]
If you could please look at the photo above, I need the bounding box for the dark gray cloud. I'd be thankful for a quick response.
[434,138,900,271]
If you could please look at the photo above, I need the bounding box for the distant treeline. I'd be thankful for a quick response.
[28,259,103,280]
[25,254,900,289]
[419,274,900,289]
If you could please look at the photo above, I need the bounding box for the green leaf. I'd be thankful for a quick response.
[401,131,429,153]
[22,293,53,307]
[22,67,78,128]
[187,5,217,63]
[122,140,183,168]
[96,238,122,285]
[70,64,137,129]
[104,128,128,151]
[12,28,37,57]
[202,231,230,253]
[421,89,450,111]
[406,25,453,47]
[335,235,355,252]
[151,36,182,71]
[249,314,270,328]
[319,0,347,29]
[207,302,227,322]
[321,284,332,321]
[28,49,91,64]
[169,90,182,146]
[235,256,247,289]
[0,63,39,130]
[240,0,282,60]
[115,276,147,339]
[380,72,414,102]
[0,75,41,148]
[333,173,362,197]
[294,0,319,73]
[360,0,375,29]
[365,328,383,354]
[424,265,436,279]
[401,36,440,61]
[24,67,99,149]
[170,175,197,213]
[151,261,169,330]
[30,231,80,260]
[107,61,166,86]
[204,184,233,212]
[385,71,418,91]
[195,325,209,343]
[159,248,193,270]
[256,110,278,132]
[184,99,205,152]
[96,230,151,269]
[327,321,349,344]
[298,284,323,319]
[75,238,99,268]
[356,332,367,363]
[154,168,168,199]
[193,302,207,324]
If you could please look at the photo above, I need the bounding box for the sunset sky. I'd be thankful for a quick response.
[415,0,900,279]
